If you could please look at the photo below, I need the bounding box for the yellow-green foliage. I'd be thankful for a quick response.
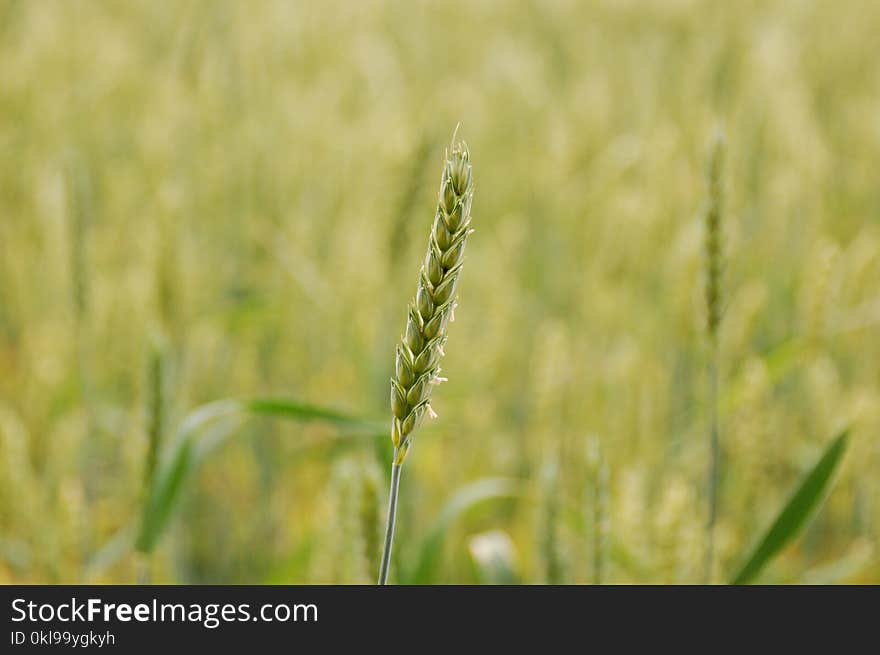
[0,0,878,583]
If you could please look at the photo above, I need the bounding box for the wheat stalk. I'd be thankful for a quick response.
[143,335,168,497]
[703,130,725,583]
[586,437,609,584]
[378,130,475,585]
[65,155,94,413]
[138,332,168,584]
[65,156,91,327]
[538,453,565,584]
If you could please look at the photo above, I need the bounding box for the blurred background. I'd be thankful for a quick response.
[0,0,878,584]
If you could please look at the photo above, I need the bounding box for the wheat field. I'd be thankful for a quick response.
[0,0,878,584]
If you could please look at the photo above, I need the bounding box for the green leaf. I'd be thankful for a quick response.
[136,431,199,553]
[405,477,523,584]
[246,398,384,432]
[136,397,378,555]
[730,429,850,584]
[84,526,135,581]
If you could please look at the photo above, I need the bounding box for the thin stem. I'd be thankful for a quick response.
[705,339,720,583]
[378,455,403,585]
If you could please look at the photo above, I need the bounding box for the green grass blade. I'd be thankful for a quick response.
[246,397,384,431]
[84,526,135,581]
[405,477,523,584]
[136,397,379,555]
[730,429,850,584]
[136,436,197,553]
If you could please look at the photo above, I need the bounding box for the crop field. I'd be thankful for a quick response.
[0,0,878,584]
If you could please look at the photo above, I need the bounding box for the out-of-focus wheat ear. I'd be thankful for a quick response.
[65,154,95,412]
[65,155,92,326]
[704,130,725,342]
[703,129,726,584]
[156,213,183,347]
[388,136,434,277]
[803,237,839,345]
[360,457,384,580]
[538,451,566,584]
[586,436,610,585]
[379,129,475,585]
[331,459,372,583]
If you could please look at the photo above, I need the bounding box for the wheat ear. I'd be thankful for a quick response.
[703,130,725,583]
[586,437,609,584]
[378,131,475,585]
